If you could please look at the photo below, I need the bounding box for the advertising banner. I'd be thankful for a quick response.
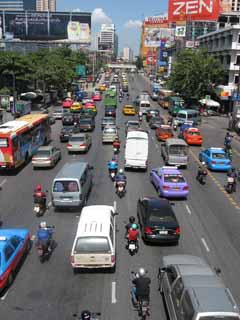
[175,25,186,37]
[168,0,220,22]
[146,50,157,65]
[144,27,174,47]
[0,11,91,43]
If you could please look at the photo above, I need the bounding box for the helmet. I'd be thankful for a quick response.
[119,169,123,174]
[35,184,42,192]
[201,161,205,166]
[129,216,135,224]
[131,223,137,230]
[81,310,91,320]
[40,221,47,228]
[139,268,146,277]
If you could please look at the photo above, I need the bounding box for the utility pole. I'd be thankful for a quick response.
[12,57,16,115]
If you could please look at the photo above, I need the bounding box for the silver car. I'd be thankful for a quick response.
[52,108,64,119]
[32,146,61,168]
[102,126,118,143]
[67,133,92,153]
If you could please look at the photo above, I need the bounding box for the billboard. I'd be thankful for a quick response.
[144,27,175,47]
[0,11,91,43]
[168,0,220,22]
[146,49,157,65]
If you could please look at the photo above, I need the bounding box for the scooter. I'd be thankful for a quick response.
[116,181,126,198]
[127,240,138,256]
[225,176,235,194]
[36,227,55,263]
[34,199,47,217]
[131,271,150,320]
[109,168,117,181]
[196,170,207,185]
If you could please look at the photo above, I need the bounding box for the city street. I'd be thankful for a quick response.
[1,73,240,320]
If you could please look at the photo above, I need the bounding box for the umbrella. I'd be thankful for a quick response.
[199,99,220,107]
[20,92,38,100]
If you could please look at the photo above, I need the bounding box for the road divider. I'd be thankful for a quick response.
[111,281,117,304]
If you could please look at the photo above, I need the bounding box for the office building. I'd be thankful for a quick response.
[36,0,55,11]
[97,24,118,57]
[122,47,133,62]
[24,0,35,10]
[0,0,23,11]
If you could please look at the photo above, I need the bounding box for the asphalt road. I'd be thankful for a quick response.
[1,74,240,320]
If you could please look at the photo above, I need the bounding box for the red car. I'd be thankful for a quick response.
[92,94,102,101]
[62,98,73,108]
[183,127,203,146]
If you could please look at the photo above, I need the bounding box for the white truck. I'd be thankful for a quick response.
[139,100,151,114]
[124,130,149,170]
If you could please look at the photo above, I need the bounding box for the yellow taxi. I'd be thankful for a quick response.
[98,84,107,92]
[84,104,97,115]
[122,104,136,115]
[70,102,82,113]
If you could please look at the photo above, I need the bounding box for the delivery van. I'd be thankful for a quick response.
[125,130,148,170]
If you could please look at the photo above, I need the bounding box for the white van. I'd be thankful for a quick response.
[70,204,118,272]
[125,130,149,170]
[139,100,151,114]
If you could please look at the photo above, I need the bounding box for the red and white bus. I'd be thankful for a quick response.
[0,114,51,169]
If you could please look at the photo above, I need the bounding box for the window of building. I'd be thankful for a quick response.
[236,55,240,65]
[235,75,239,84]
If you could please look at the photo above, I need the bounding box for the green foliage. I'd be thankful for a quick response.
[136,56,143,70]
[168,49,226,100]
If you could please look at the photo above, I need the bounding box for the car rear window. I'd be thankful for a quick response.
[188,131,200,136]
[149,213,175,223]
[53,180,79,192]
[80,119,91,124]
[69,136,85,142]
[212,153,225,159]
[35,150,51,157]
[104,128,116,133]
[164,174,185,183]
[74,237,111,253]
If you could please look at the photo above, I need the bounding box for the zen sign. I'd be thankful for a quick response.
[168,0,220,22]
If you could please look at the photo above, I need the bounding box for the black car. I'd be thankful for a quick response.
[105,107,116,118]
[137,197,180,244]
[125,120,141,135]
[79,117,95,132]
[101,117,116,130]
[146,109,160,122]
[62,113,74,126]
[149,116,164,129]
[81,108,96,118]
[59,126,80,142]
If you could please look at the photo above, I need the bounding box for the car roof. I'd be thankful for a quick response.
[166,138,188,146]
[127,121,139,125]
[0,229,29,250]
[37,146,53,151]
[208,147,225,153]
[159,166,181,175]
[70,133,86,138]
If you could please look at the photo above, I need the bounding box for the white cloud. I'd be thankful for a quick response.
[124,19,142,29]
[72,8,81,12]
[92,8,112,24]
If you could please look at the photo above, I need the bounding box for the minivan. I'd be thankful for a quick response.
[161,138,189,168]
[51,162,93,210]
[159,254,240,320]
[174,109,200,127]
[70,204,118,272]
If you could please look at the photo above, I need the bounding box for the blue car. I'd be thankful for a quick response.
[199,147,232,171]
[0,228,31,292]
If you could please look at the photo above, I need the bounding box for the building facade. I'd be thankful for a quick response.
[36,0,55,11]
[122,47,133,62]
[0,0,23,10]
[97,24,118,57]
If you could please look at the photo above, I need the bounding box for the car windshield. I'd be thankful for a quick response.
[55,109,62,113]
[74,237,111,253]
[53,180,79,192]
[212,152,226,159]
[62,127,74,132]
[169,145,188,156]
[164,174,185,183]
[69,136,85,142]
[149,212,175,223]
[104,118,114,123]
[189,131,200,136]
[104,128,116,133]
[35,150,51,157]
[80,119,91,124]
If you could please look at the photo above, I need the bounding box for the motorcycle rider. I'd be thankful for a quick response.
[33,184,47,209]
[112,137,121,152]
[125,216,137,237]
[138,111,143,123]
[80,310,91,320]
[36,221,53,252]
[224,132,233,148]
[115,169,127,193]
[127,223,139,246]
[107,157,118,175]
[227,167,237,192]
[131,268,151,306]
[167,115,173,126]
[196,162,207,181]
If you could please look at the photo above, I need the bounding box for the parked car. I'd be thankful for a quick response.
[199,147,232,171]
[0,228,31,292]
[101,117,116,130]
[52,108,64,119]
[150,166,189,198]
[149,116,164,129]
[102,126,118,143]
[62,113,74,126]
[125,120,141,135]
[155,125,174,141]
[32,146,61,168]
[79,117,95,132]
[146,109,160,122]
[137,197,180,244]
[59,126,80,142]
[67,133,92,153]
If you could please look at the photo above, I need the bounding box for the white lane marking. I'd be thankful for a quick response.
[151,135,154,141]
[1,290,9,300]
[186,204,191,215]
[111,281,117,304]
[0,179,7,188]
[201,237,210,252]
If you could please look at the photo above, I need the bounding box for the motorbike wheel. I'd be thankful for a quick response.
[39,255,45,263]
[129,249,134,256]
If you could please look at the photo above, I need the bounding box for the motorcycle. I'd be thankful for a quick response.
[33,196,47,217]
[131,272,150,320]
[196,169,208,185]
[109,168,117,181]
[127,240,138,256]
[225,148,233,161]
[173,124,177,131]
[36,227,55,263]
[73,312,101,320]
[225,176,235,194]
[116,181,126,198]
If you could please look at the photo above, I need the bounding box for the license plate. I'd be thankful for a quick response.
[159,230,168,235]
[129,244,136,250]
[173,187,179,190]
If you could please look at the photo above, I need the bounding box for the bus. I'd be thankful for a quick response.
[0,114,51,169]
[15,100,31,118]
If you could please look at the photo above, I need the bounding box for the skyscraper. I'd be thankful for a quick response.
[97,24,118,57]
[0,0,23,11]
[122,47,133,62]
[36,0,55,11]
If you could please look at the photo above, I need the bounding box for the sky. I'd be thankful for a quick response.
[57,0,168,55]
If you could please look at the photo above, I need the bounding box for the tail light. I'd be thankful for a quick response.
[144,227,153,235]
[212,161,216,164]
[111,255,115,263]
[163,185,170,190]
[70,255,74,264]
[183,186,189,190]
[80,144,86,147]
[175,227,180,235]
[67,143,72,147]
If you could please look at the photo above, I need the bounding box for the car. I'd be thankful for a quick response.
[32,146,61,168]
[49,115,56,125]
[137,197,180,244]
[183,127,203,146]
[70,102,82,113]
[149,116,164,129]
[146,109,160,122]
[168,103,184,117]
[62,113,74,126]
[151,92,159,101]
[98,84,107,92]
[102,125,118,143]
[80,108,96,118]
[0,228,31,292]
[199,147,232,171]
[67,133,92,153]
[79,117,95,132]
[83,104,97,115]
[92,93,102,101]
[155,125,174,141]
[125,120,141,135]
[59,125,80,142]
[105,106,116,117]
[62,98,73,108]
[52,108,64,119]
[122,105,136,115]
[150,166,189,198]
[101,117,116,130]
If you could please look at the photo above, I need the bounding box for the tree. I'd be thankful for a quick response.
[135,56,143,70]
[167,49,226,100]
